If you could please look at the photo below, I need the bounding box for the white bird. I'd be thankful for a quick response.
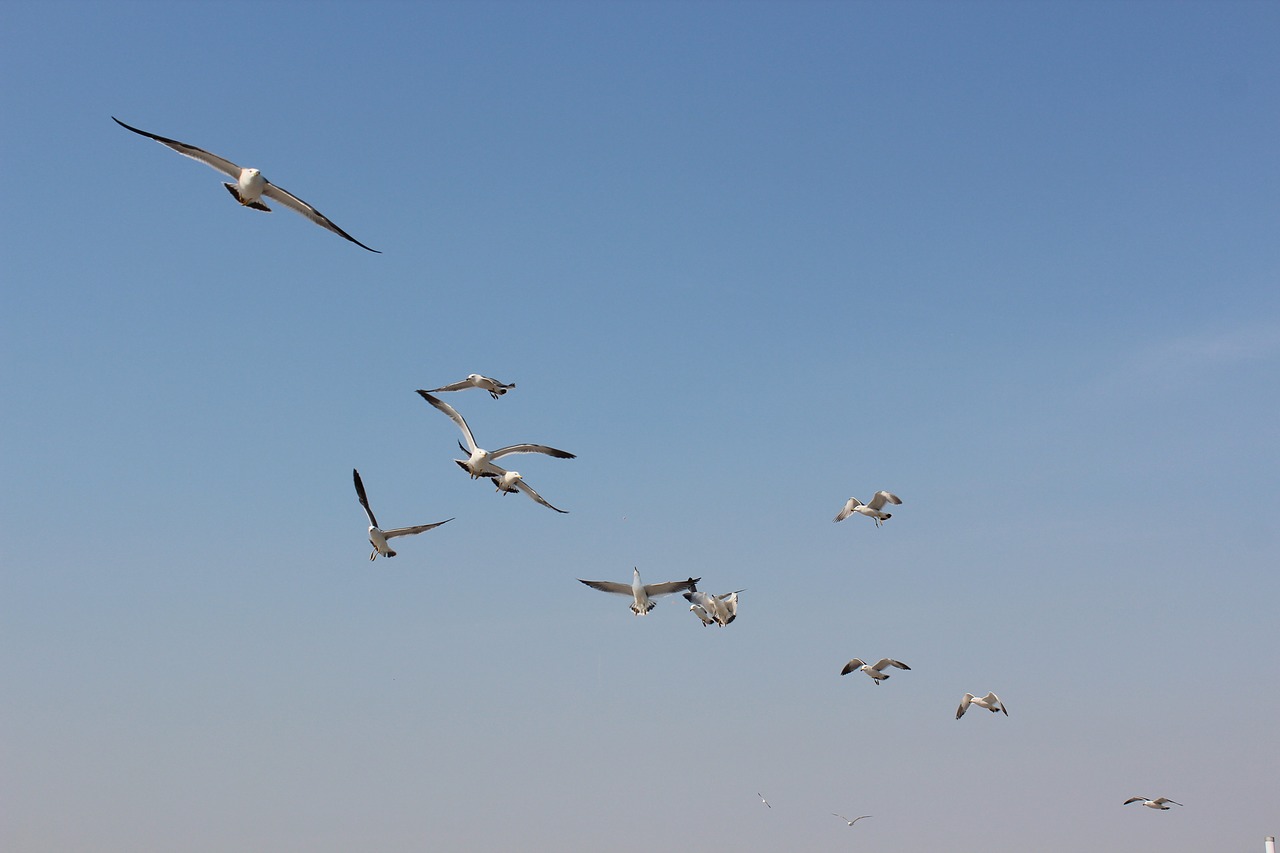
[425,374,516,400]
[833,491,902,526]
[112,117,379,252]
[481,466,568,513]
[1123,796,1182,810]
[578,568,700,616]
[840,657,911,685]
[352,469,452,560]
[833,814,872,826]
[416,390,575,481]
[956,691,1008,719]
[689,602,715,626]
[758,793,771,809]
[684,589,745,626]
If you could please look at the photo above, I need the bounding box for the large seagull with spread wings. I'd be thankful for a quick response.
[113,117,380,252]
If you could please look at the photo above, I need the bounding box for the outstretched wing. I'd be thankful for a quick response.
[834,499,859,522]
[352,468,378,528]
[417,390,480,453]
[261,181,380,252]
[113,116,243,179]
[867,491,902,510]
[384,518,454,539]
[426,379,474,393]
[873,658,911,672]
[840,659,867,675]
[490,443,576,461]
[578,579,633,596]
[645,577,701,598]
[514,478,568,513]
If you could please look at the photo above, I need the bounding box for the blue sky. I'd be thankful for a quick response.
[2,2,1278,851]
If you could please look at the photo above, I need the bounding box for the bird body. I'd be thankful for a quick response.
[578,568,700,615]
[1124,797,1182,810]
[840,657,911,685]
[684,589,745,626]
[352,469,452,560]
[956,691,1008,718]
[426,374,516,399]
[112,117,379,252]
[834,491,902,526]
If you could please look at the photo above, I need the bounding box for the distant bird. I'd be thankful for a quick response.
[684,589,745,626]
[416,390,575,480]
[425,374,516,400]
[352,469,452,560]
[112,117,379,252]
[481,466,568,513]
[758,793,771,809]
[578,568,700,616]
[834,491,902,526]
[956,691,1008,719]
[833,814,872,826]
[840,658,911,685]
[1124,797,1182,810]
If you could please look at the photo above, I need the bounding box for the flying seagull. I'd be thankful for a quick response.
[956,691,1008,719]
[834,491,902,526]
[577,568,700,616]
[416,391,575,480]
[833,814,872,826]
[352,469,452,560]
[758,793,771,809]
[112,116,380,252]
[840,658,911,685]
[480,466,568,513]
[683,589,745,626]
[1123,797,1182,810]
[425,374,516,400]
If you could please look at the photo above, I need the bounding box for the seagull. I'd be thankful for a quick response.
[1124,797,1182,810]
[480,466,568,513]
[352,469,453,560]
[833,814,872,826]
[425,374,516,400]
[416,390,575,480]
[577,568,700,616]
[840,658,911,685]
[833,491,902,526]
[758,793,771,809]
[112,116,380,252]
[684,589,745,626]
[956,691,1008,719]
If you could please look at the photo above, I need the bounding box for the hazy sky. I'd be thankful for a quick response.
[2,2,1278,851]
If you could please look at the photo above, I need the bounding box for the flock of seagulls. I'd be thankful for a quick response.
[113,116,1183,830]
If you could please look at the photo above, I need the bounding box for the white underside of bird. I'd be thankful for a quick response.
[684,589,744,626]
[1124,796,1182,810]
[426,374,516,399]
[112,116,379,252]
[840,657,911,684]
[578,568,701,615]
[834,491,902,526]
[353,469,452,560]
[956,691,1008,718]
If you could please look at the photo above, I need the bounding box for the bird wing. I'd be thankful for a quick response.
[1153,798,1181,806]
[417,391,479,452]
[850,815,872,824]
[384,519,454,539]
[352,469,378,528]
[578,579,634,596]
[113,117,243,179]
[833,499,858,522]
[873,658,910,671]
[645,577,701,598]
[490,443,576,461]
[426,379,474,393]
[513,478,568,513]
[956,693,973,719]
[841,659,866,675]
[987,692,1008,715]
[261,181,380,252]
[867,491,902,510]
[1123,797,1148,805]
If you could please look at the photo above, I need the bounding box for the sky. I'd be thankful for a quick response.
[1,1,1278,850]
